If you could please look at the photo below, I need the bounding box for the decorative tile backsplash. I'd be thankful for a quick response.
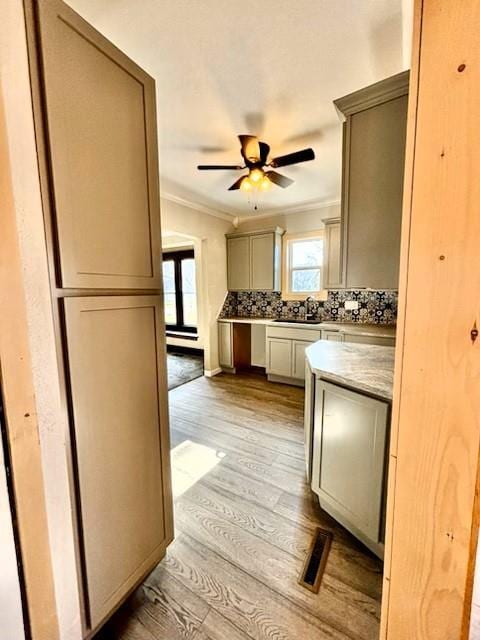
[220,290,397,325]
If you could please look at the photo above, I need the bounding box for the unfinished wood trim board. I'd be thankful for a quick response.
[383,1,480,638]
[0,91,59,640]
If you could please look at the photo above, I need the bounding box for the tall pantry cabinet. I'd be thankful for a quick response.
[25,0,173,636]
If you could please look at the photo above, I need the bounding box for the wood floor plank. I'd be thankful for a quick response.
[173,497,380,639]
[171,396,303,442]
[220,451,307,496]
[170,405,305,459]
[182,481,311,558]
[194,609,254,640]
[101,568,209,640]
[161,533,354,640]
[171,387,303,432]
[181,482,382,601]
[170,418,280,464]
[201,464,284,511]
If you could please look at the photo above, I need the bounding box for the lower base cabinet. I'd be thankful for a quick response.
[311,379,389,558]
[266,325,321,384]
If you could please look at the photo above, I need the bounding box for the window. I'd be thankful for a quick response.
[284,232,324,298]
[162,249,198,332]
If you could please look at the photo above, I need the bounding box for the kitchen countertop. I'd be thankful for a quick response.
[219,317,396,338]
[306,340,395,401]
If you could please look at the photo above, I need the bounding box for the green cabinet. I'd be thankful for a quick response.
[311,380,389,558]
[226,227,284,292]
[335,71,409,289]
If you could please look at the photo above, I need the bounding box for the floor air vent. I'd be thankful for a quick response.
[299,527,333,593]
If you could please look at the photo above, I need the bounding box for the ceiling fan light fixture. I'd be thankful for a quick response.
[240,176,253,191]
[260,175,271,190]
[249,167,264,183]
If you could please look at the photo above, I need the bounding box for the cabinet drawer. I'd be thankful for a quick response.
[267,325,321,342]
[321,330,344,342]
[343,333,395,347]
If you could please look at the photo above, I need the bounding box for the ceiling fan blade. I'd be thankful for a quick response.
[269,148,315,168]
[259,141,270,165]
[197,164,243,170]
[265,170,294,188]
[238,134,261,164]
[228,175,248,191]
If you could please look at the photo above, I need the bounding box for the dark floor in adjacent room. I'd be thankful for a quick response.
[167,350,204,390]
[96,373,382,640]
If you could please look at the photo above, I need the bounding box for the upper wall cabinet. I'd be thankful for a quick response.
[226,228,284,291]
[35,0,161,290]
[335,72,409,290]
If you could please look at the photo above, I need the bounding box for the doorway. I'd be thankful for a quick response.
[162,242,204,389]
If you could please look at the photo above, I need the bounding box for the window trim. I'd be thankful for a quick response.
[162,249,197,333]
[282,230,325,300]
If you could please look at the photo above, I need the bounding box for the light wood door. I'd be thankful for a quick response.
[63,296,172,629]
[250,233,274,290]
[312,380,388,553]
[227,237,250,290]
[218,322,233,368]
[292,340,313,380]
[0,433,25,640]
[266,338,292,377]
[35,0,161,289]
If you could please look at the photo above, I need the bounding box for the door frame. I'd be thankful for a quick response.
[381,1,480,638]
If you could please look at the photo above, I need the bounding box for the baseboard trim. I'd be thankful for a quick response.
[204,367,222,378]
[267,374,305,388]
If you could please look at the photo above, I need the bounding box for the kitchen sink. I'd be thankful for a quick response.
[273,318,322,325]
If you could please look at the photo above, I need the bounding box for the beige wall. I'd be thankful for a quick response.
[236,203,340,234]
[160,197,234,373]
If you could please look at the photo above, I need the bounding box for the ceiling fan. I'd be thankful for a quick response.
[197,135,315,192]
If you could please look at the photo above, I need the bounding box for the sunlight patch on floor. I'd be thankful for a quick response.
[171,439,226,499]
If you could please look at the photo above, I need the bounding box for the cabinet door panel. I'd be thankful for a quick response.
[345,95,408,289]
[292,340,313,380]
[313,381,388,543]
[37,1,161,289]
[324,221,342,288]
[250,233,274,290]
[266,338,292,377]
[218,322,233,367]
[64,296,172,628]
[227,237,250,290]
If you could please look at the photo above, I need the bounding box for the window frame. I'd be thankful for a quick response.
[282,230,325,300]
[162,249,197,333]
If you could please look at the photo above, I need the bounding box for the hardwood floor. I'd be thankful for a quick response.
[96,372,382,640]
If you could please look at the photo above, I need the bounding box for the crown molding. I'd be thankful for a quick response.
[161,192,341,226]
[334,70,410,120]
[161,191,236,222]
[236,198,341,223]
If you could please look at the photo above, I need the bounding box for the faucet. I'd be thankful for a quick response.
[304,296,316,320]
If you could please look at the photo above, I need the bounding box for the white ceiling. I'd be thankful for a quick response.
[67,0,409,219]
